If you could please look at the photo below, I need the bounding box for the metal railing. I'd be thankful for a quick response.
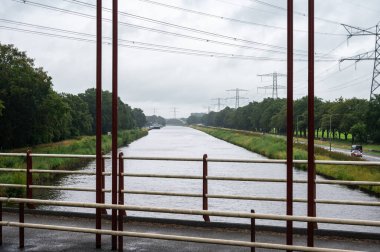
[1,197,379,252]
[0,151,379,251]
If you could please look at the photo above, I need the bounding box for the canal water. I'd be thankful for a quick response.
[37,126,380,232]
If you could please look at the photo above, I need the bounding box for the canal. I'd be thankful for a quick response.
[38,126,380,232]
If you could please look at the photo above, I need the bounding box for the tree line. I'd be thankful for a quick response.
[0,43,146,149]
[188,96,380,143]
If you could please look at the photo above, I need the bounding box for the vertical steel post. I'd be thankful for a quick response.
[202,154,210,222]
[250,209,256,252]
[19,203,24,248]
[112,0,118,250]
[26,150,35,209]
[286,0,294,250]
[118,152,124,252]
[307,0,316,247]
[96,0,103,248]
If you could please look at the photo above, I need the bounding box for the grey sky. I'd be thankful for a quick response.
[0,0,379,118]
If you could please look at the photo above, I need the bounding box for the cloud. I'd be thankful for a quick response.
[0,0,379,118]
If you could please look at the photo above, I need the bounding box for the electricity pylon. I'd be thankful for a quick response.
[257,72,287,99]
[340,23,380,99]
[211,98,227,111]
[226,88,248,109]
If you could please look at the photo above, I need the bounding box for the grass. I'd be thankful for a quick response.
[0,129,148,197]
[193,126,380,196]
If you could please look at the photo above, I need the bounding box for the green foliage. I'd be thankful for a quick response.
[0,129,148,197]
[0,43,145,149]
[194,126,380,196]
[132,108,147,128]
[197,96,376,143]
[146,115,166,126]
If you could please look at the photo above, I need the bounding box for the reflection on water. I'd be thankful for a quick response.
[36,126,380,232]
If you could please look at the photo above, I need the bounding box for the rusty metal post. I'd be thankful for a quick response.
[19,203,24,248]
[202,154,210,222]
[250,209,256,252]
[26,150,35,209]
[111,0,118,250]
[0,202,2,246]
[307,0,316,247]
[286,0,294,250]
[118,152,124,251]
[95,0,103,248]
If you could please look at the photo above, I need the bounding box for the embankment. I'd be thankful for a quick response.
[0,129,148,197]
[193,126,380,196]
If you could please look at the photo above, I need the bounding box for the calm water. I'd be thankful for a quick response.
[36,126,380,232]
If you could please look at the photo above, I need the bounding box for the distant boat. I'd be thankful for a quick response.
[149,123,162,130]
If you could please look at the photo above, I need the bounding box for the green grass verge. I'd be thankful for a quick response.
[193,126,380,196]
[0,129,148,197]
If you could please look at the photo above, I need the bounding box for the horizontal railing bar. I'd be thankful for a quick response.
[123,190,201,197]
[1,197,379,226]
[124,156,203,162]
[0,168,27,172]
[0,153,26,157]
[0,167,378,186]
[1,153,380,166]
[124,173,202,179]
[0,184,26,188]
[207,194,380,207]
[30,153,96,159]
[31,169,96,175]
[29,185,111,192]
[122,190,380,206]
[0,222,355,252]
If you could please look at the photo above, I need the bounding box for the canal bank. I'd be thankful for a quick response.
[193,125,380,196]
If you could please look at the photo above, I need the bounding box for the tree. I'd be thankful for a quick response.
[350,122,367,144]
[367,94,380,143]
[132,108,147,128]
[61,93,92,137]
[0,43,69,148]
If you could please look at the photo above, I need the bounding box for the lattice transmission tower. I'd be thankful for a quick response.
[340,23,380,99]
[211,98,227,111]
[226,88,248,109]
[257,72,287,99]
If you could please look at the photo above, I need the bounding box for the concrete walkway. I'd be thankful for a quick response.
[1,212,379,251]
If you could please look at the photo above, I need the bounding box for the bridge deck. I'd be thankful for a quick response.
[1,211,379,251]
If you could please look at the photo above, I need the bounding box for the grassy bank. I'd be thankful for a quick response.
[193,126,380,196]
[0,129,148,197]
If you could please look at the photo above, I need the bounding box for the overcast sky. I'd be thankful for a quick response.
[1,0,379,118]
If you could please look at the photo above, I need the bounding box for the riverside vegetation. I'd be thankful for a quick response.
[0,129,147,197]
[194,126,380,196]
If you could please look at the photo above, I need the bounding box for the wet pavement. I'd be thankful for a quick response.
[1,212,380,252]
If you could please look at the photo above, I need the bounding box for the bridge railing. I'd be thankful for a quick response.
[1,197,379,252]
[0,151,379,251]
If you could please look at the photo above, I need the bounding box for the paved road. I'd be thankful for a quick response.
[297,141,380,162]
[1,212,379,251]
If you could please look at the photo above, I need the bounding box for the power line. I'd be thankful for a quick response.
[60,0,313,57]
[12,0,297,54]
[135,0,345,36]
[0,24,307,61]
[246,0,344,26]
[12,0,338,59]
[63,0,336,58]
